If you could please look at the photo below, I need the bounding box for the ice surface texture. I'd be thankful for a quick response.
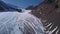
[0,12,44,34]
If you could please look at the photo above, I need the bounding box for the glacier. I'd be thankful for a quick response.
[0,11,45,34]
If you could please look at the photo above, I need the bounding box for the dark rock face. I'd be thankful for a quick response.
[31,0,60,34]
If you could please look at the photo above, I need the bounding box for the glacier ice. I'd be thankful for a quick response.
[0,11,44,34]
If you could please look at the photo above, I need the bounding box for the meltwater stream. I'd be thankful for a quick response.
[0,11,45,34]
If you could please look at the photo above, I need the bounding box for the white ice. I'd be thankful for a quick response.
[0,10,44,34]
